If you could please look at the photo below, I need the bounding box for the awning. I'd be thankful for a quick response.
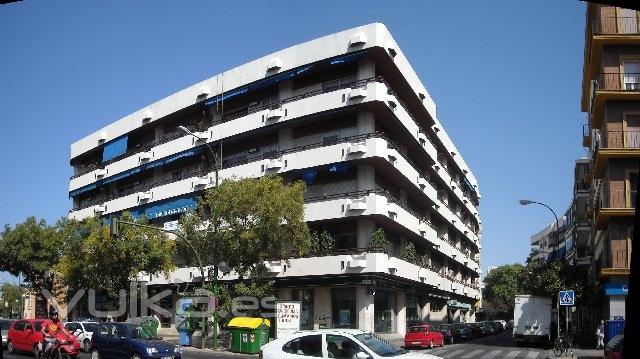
[329,51,367,65]
[142,196,198,219]
[102,135,128,162]
[69,182,99,198]
[604,283,629,296]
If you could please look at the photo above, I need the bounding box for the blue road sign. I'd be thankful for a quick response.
[559,290,575,306]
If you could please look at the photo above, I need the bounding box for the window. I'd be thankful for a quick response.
[13,321,26,331]
[282,334,323,357]
[623,61,640,90]
[326,335,367,359]
[628,171,638,208]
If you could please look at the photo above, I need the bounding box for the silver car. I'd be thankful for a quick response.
[1,319,14,348]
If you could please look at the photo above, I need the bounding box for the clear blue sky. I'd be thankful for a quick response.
[0,0,587,282]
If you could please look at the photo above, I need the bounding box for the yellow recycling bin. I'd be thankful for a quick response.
[228,317,271,354]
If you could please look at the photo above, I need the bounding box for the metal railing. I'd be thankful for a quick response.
[591,17,640,35]
[595,73,640,91]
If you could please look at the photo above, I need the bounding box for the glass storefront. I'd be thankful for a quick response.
[374,289,396,333]
[332,288,356,328]
[292,289,315,330]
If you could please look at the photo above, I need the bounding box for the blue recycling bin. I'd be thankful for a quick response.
[178,330,193,346]
[604,320,625,345]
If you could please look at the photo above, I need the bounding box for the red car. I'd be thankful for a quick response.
[7,319,45,355]
[7,319,81,359]
[404,324,445,349]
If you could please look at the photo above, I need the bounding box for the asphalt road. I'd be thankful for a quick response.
[2,331,603,359]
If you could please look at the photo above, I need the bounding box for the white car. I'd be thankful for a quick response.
[260,329,442,359]
[64,321,100,352]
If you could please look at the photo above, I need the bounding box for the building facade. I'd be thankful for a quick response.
[581,5,637,323]
[67,24,482,335]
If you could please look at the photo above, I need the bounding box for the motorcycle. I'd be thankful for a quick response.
[38,332,81,359]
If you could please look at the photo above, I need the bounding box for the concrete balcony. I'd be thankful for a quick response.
[147,252,480,300]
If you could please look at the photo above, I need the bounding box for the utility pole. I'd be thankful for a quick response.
[178,125,220,350]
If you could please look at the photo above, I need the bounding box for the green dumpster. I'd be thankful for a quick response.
[228,317,271,354]
[125,316,160,336]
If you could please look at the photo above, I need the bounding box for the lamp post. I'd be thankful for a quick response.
[178,126,220,350]
[519,199,562,338]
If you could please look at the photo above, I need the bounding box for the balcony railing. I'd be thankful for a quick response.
[594,130,640,151]
[597,180,636,210]
[595,73,640,91]
[591,17,640,35]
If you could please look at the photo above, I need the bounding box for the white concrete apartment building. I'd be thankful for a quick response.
[67,24,482,335]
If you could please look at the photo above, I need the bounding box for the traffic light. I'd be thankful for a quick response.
[110,217,120,238]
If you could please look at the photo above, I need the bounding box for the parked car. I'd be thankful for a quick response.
[404,325,444,349]
[430,324,454,344]
[8,319,81,359]
[2,319,15,348]
[467,323,484,338]
[260,329,442,359]
[7,319,45,356]
[450,323,473,342]
[91,322,180,359]
[65,321,100,352]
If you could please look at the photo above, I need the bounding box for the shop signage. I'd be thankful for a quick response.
[604,283,629,296]
[276,301,301,339]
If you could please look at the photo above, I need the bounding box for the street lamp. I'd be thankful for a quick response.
[519,199,561,257]
[519,198,561,337]
[178,125,220,350]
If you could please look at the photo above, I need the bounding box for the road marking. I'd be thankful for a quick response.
[441,349,467,358]
[480,349,503,358]
[460,349,484,358]
[503,351,523,359]
[526,351,539,358]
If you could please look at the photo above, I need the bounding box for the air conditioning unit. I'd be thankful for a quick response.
[139,151,153,162]
[348,258,367,269]
[194,176,210,187]
[98,131,108,143]
[451,283,457,291]
[387,96,398,108]
[463,287,469,295]
[387,203,398,215]
[347,142,367,155]
[348,88,367,100]
[267,57,283,71]
[95,168,107,178]
[142,109,153,122]
[266,108,284,120]
[198,86,209,98]
[138,191,153,202]
[349,32,367,46]
[94,205,107,214]
[347,198,367,211]
[417,132,427,143]
[266,261,282,274]
[265,158,284,170]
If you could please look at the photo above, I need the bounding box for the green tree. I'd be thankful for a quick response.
[482,264,524,319]
[402,241,417,263]
[311,230,335,256]
[56,213,175,295]
[0,216,63,293]
[0,283,24,318]
[519,259,589,305]
[186,175,312,275]
[370,228,388,253]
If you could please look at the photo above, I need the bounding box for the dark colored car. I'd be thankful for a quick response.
[430,324,454,344]
[467,323,484,338]
[91,322,180,359]
[450,323,473,342]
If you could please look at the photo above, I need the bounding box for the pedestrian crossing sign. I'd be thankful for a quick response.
[559,290,575,306]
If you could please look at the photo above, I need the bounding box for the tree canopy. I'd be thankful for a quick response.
[482,259,589,319]
[181,175,312,277]
[56,214,175,295]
